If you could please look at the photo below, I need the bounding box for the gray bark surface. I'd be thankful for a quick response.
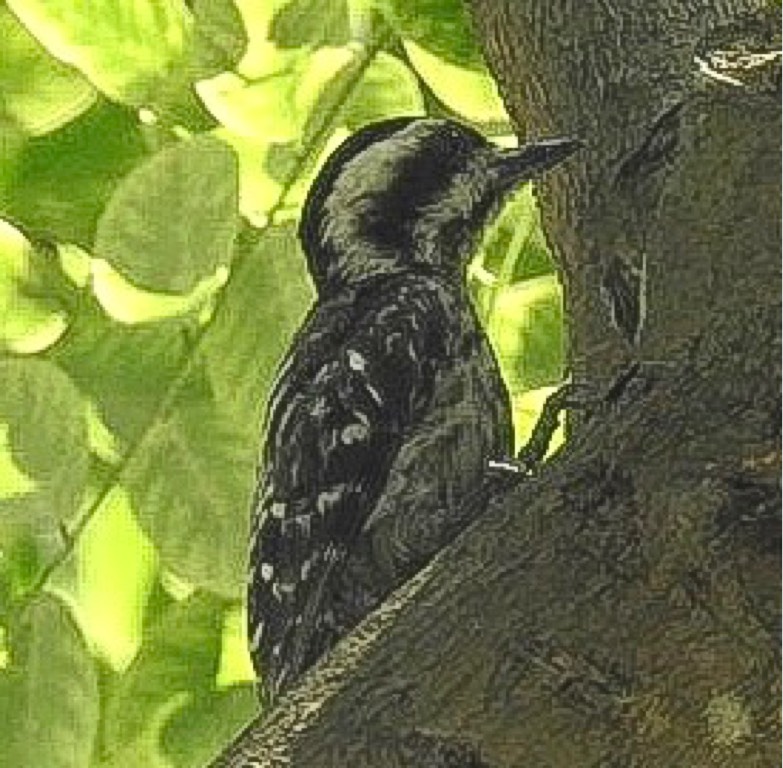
[211,2,780,765]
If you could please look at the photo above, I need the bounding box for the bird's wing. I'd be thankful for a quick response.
[248,283,448,697]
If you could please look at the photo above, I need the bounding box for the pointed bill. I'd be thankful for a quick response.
[492,137,584,188]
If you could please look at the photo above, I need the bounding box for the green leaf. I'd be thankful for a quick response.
[269,0,350,49]
[96,696,187,768]
[0,5,95,136]
[0,533,44,615]
[125,401,254,597]
[0,358,88,551]
[298,46,366,142]
[57,242,91,288]
[1,594,99,768]
[1,100,149,248]
[0,219,69,354]
[102,592,226,760]
[189,0,248,79]
[95,134,239,294]
[0,116,27,199]
[7,0,192,105]
[372,0,486,70]
[202,224,313,418]
[343,52,425,129]
[161,685,257,767]
[203,38,408,215]
[50,302,191,448]
[477,186,555,282]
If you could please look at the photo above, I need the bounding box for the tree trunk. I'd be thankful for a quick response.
[211,2,780,765]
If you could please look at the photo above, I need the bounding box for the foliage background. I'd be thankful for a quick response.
[0,0,566,764]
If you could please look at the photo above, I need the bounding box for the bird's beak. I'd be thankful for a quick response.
[492,137,583,188]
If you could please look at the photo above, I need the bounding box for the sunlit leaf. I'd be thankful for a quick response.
[204,43,417,216]
[476,185,555,282]
[0,5,95,136]
[403,40,509,124]
[57,242,91,288]
[7,0,191,105]
[298,46,364,141]
[213,129,286,222]
[95,135,239,294]
[197,59,303,141]
[217,605,255,687]
[91,259,229,325]
[487,274,565,394]
[0,219,69,354]
[199,45,362,143]
[216,125,352,223]
[232,0,350,75]
[279,126,352,213]
[72,487,158,671]
[231,0,284,75]
[1,594,99,768]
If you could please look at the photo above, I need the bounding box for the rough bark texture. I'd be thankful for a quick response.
[211,2,780,765]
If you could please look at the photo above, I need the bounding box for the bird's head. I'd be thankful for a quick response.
[299,117,581,292]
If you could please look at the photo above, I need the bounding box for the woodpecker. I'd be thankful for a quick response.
[247,117,581,699]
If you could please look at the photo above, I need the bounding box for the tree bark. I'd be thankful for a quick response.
[210,2,780,765]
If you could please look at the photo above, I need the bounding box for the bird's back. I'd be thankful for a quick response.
[248,270,511,698]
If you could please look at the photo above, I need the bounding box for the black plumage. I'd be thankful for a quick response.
[248,118,580,698]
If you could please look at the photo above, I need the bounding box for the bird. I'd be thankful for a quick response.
[247,116,581,700]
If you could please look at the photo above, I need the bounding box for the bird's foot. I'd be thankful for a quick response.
[492,362,659,479]
[513,383,600,475]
